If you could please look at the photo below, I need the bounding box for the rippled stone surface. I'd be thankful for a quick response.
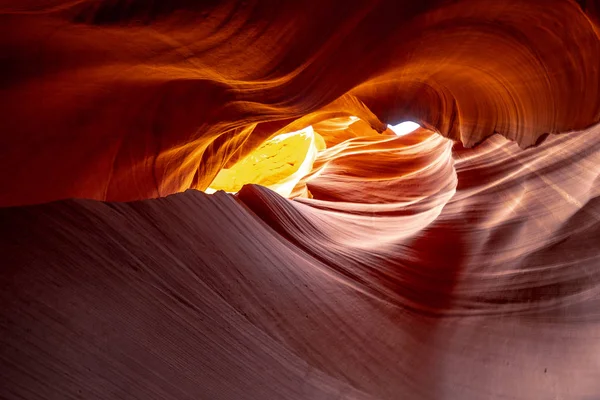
[1,0,599,205]
[1,1,599,399]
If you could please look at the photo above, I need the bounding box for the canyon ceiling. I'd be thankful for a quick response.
[1,0,600,399]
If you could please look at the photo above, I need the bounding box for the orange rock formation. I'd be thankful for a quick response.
[1,1,599,399]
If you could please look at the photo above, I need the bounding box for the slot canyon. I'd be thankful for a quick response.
[1,1,600,399]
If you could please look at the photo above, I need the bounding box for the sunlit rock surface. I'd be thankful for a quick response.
[1,0,599,205]
[207,126,324,197]
[1,1,600,399]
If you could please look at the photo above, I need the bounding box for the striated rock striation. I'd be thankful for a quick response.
[1,1,600,399]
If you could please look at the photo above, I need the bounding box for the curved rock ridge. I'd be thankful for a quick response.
[238,123,600,316]
[1,123,599,399]
[0,0,599,205]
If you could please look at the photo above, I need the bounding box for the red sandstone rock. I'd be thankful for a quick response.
[1,1,599,399]
[0,0,599,205]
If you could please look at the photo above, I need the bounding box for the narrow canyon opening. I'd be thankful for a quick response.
[205,118,424,200]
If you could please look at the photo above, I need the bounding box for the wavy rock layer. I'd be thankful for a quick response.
[2,124,600,399]
[0,0,599,205]
[1,1,600,399]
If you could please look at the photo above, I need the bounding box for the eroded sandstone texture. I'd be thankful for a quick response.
[1,1,599,399]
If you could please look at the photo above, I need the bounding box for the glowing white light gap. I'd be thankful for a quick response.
[388,121,420,136]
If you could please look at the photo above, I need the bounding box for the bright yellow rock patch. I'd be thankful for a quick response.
[207,126,323,197]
